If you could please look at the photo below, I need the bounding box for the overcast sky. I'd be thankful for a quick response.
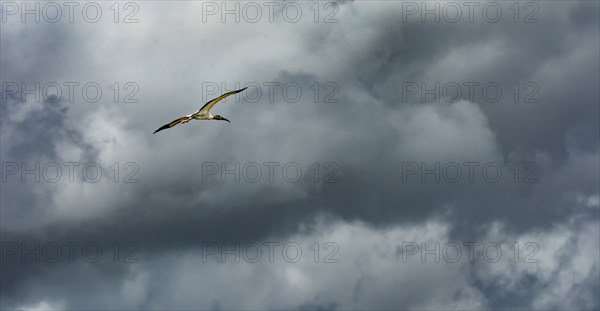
[1,1,599,310]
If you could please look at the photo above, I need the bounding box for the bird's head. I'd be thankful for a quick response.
[213,115,230,122]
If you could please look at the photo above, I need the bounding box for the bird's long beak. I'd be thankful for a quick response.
[222,117,230,122]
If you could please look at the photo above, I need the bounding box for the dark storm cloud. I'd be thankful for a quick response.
[1,1,598,309]
[341,1,600,158]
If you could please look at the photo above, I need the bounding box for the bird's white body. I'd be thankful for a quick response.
[190,111,213,120]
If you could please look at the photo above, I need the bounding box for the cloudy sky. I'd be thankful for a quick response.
[1,0,599,309]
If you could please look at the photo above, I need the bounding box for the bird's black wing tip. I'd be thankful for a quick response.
[153,124,169,134]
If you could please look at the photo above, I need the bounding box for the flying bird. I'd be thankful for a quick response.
[153,87,247,134]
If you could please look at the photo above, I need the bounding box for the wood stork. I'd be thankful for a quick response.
[153,87,247,134]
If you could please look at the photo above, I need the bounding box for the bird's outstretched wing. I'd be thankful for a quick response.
[196,87,247,115]
[153,116,190,134]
